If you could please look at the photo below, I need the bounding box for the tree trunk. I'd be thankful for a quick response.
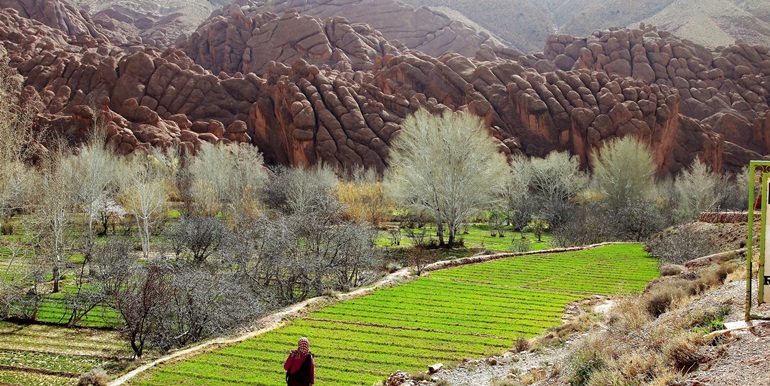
[436,222,445,246]
[52,265,60,293]
[141,217,151,259]
[448,224,457,248]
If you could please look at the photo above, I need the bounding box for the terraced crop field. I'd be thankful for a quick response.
[130,244,657,386]
[32,292,122,328]
[0,322,133,386]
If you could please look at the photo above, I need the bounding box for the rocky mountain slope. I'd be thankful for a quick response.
[1,0,769,175]
[403,0,770,53]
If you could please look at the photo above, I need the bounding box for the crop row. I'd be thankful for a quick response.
[273,319,511,348]
[306,312,545,337]
[320,286,572,314]
[0,322,128,356]
[380,277,582,304]
[431,245,657,293]
[0,368,76,386]
[319,298,566,324]
[308,307,556,336]
[372,278,582,306]
[0,349,107,374]
[241,326,504,358]
[30,295,122,328]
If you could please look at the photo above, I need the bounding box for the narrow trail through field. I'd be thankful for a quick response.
[109,242,629,386]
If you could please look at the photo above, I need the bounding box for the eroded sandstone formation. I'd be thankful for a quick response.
[1,0,768,176]
[0,0,113,46]
[543,23,770,170]
[184,7,406,76]
[196,0,500,58]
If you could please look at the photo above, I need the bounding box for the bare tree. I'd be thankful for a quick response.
[189,143,267,219]
[33,156,78,293]
[313,220,380,291]
[69,130,118,251]
[92,239,136,300]
[152,266,263,352]
[120,157,169,259]
[0,50,35,233]
[499,156,535,239]
[386,109,508,247]
[64,239,133,328]
[227,209,380,305]
[511,196,536,239]
[592,136,657,208]
[646,223,719,265]
[113,263,171,359]
[286,166,340,216]
[674,158,724,222]
[228,144,268,220]
[717,167,749,211]
[0,244,35,319]
[170,216,229,264]
[528,151,587,229]
[409,247,438,276]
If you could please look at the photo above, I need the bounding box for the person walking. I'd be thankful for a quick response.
[284,337,314,386]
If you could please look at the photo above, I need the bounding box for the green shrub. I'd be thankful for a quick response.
[0,221,13,235]
[509,239,531,253]
[690,306,731,333]
[512,336,530,352]
[568,349,604,386]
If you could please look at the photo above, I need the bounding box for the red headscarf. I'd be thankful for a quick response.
[292,337,310,358]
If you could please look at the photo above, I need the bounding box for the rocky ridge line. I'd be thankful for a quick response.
[0,0,768,175]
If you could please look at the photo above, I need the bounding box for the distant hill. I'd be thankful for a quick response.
[402,0,770,52]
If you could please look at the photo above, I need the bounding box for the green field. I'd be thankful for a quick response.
[376,223,554,259]
[129,244,657,386]
[32,292,122,328]
[0,321,134,386]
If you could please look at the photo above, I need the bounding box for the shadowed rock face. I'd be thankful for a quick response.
[1,1,769,175]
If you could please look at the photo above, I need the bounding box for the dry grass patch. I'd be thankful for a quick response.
[490,376,525,386]
[659,264,685,276]
[77,368,108,386]
[663,332,704,372]
[560,257,739,386]
[645,280,691,318]
[610,294,652,330]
